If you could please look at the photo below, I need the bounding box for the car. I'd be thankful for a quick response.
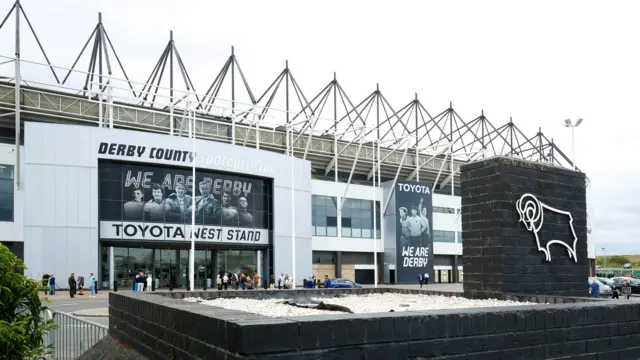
[623,263,633,269]
[588,277,612,297]
[329,278,363,289]
[596,277,614,287]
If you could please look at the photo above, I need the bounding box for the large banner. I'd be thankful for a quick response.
[395,181,433,283]
[99,161,271,245]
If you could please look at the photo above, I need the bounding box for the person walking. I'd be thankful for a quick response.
[590,280,600,298]
[68,273,77,298]
[622,280,632,300]
[611,283,619,299]
[49,274,56,295]
[424,272,430,286]
[89,272,97,298]
[417,273,423,288]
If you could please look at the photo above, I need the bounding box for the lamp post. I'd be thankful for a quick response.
[563,118,583,170]
[601,247,606,269]
[187,94,196,291]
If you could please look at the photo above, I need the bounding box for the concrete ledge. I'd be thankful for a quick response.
[101,288,640,359]
[156,286,461,300]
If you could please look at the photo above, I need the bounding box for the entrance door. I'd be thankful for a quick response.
[178,249,212,289]
[154,249,175,288]
[194,250,212,289]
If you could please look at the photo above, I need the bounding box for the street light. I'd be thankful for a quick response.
[563,118,583,170]
[601,247,606,269]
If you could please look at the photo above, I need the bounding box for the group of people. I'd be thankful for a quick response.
[277,273,295,289]
[215,271,260,290]
[591,279,633,299]
[303,275,331,289]
[133,272,154,292]
[417,272,430,287]
[41,272,97,298]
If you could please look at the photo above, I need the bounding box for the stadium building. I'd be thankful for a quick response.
[0,1,594,288]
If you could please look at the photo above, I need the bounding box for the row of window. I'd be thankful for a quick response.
[312,196,382,238]
[312,195,460,240]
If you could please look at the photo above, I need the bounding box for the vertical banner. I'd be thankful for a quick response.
[395,181,433,283]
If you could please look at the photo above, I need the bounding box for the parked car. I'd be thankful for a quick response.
[623,263,633,269]
[588,277,612,297]
[596,277,614,287]
[611,277,640,294]
[329,278,363,289]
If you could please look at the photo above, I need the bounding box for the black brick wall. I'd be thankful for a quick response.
[107,291,640,359]
[461,156,589,299]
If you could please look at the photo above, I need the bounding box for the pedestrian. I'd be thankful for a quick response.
[278,273,284,289]
[146,274,153,292]
[233,272,239,290]
[143,273,148,292]
[622,280,632,300]
[424,272,430,285]
[49,274,56,295]
[417,273,423,288]
[89,272,96,298]
[611,283,619,299]
[68,273,77,298]
[41,273,51,296]
[222,273,229,290]
[78,275,85,296]
[135,272,144,292]
[590,280,599,298]
[216,275,222,290]
[253,273,260,289]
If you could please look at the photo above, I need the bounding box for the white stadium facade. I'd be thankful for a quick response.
[0,1,595,288]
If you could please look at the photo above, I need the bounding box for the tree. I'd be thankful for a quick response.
[0,243,56,359]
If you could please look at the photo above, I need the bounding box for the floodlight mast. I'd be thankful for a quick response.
[564,118,583,170]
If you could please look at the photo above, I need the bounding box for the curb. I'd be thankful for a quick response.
[72,313,109,318]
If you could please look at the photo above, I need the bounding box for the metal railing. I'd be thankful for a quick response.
[44,310,108,359]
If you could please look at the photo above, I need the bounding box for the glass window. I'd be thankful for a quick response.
[433,230,456,243]
[433,206,456,214]
[311,195,337,237]
[0,165,13,222]
[313,251,335,264]
[311,196,381,238]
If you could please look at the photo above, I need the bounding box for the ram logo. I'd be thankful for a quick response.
[516,193,578,263]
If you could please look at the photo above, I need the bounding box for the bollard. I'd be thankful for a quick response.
[113,281,118,292]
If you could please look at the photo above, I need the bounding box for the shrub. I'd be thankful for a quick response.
[0,243,56,359]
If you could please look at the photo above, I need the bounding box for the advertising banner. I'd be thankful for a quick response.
[99,161,272,245]
[395,181,433,283]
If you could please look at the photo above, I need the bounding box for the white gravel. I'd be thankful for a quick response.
[184,293,536,318]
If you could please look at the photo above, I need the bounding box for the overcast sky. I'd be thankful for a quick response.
[1,0,638,255]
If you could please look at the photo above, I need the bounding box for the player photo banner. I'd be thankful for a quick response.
[98,161,272,243]
[99,221,269,245]
[395,181,434,283]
